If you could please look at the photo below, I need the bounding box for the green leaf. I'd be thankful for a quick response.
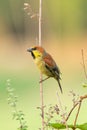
[48,123,66,129]
[76,123,87,130]
[48,123,87,130]
[82,83,87,88]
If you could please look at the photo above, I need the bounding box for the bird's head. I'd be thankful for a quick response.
[27,46,45,59]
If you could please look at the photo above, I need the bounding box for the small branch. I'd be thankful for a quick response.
[81,49,87,79]
[73,101,82,130]
[65,102,78,122]
[65,94,87,122]
[80,94,87,100]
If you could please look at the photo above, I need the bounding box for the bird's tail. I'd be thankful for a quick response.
[57,78,63,93]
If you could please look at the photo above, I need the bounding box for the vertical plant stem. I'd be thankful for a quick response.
[39,0,42,46]
[39,0,44,130]
[40,74,44,130]
[73,101,82,129]
[81,49,87,79]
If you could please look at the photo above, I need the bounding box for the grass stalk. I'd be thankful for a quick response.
[39,0,44,130]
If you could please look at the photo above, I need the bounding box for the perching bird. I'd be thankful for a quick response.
[27,46,62,93]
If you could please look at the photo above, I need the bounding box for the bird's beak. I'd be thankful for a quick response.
[27,48,32,52]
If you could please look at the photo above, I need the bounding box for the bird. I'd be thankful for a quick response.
[27,46,62,93]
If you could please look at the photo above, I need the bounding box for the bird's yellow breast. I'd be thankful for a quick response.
[34,57,52,76]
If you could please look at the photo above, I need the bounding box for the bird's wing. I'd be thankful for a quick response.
[43,53,61,77]
[43,53,62,93]
[43,53,56,67]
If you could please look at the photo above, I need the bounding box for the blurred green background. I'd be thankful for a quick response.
[0,0,87,130]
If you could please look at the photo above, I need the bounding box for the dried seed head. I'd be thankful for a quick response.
[24,3,29,6]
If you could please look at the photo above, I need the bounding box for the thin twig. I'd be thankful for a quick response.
[39,0,44,130]
[73,101,82,130]
[65,102,78,122]
[81,49,87,79]
[65,94,87,122]
[40,74,44,130]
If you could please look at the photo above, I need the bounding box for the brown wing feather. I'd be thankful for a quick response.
[43,53,61,78]
[43,53,56,67]
[43,53,62,93]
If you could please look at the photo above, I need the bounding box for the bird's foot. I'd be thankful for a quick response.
[39,77,50,83]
